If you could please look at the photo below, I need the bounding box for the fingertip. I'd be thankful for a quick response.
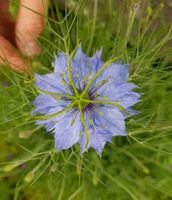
[24,41,41,57]
[15,0,46,57]
[10,56,31,74]
[1,55,31,74]
[0,35,31,74]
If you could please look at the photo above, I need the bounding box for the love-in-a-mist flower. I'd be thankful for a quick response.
[32,46,141,155]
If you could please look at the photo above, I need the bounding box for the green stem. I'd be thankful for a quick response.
[80,58,116,98]
[34,101,77,120]
[77,101,90,150]
[67,45,80,97]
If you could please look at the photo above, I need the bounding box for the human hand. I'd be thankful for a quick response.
[0,0,46,73]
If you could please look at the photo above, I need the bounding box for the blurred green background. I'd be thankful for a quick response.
[0,0,172,199]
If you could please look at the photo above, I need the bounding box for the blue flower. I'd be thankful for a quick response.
[32,46,141,155]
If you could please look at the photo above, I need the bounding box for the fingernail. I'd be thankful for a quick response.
[24,42,41,57]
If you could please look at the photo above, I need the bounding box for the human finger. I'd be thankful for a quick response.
[15,0,47,57]
[0,35,30,73]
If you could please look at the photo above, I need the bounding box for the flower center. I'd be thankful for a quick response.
[75,89,95,111]
[77,93,89,109]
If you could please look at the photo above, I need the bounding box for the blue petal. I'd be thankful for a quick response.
[35,73,71,94]
[80,125,113,155]
[36,117,57,132]
[103,61,129,83]
[80,105,126,154]
[92,105,127,135]
[94,61,129,89]
[35,106,77,133]
[71,47,104,90]
[89,49,104,72]
[96,82,140,108]
[54,52,68,73]
[97,82,137,97]
[33,94,70,132]
[118,92,141,107]
[32,94,68,115]
[126,107,140,115]
[71,47,89,90]
[54,111,82,150]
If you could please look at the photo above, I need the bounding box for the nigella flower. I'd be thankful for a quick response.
[32,46,141,155]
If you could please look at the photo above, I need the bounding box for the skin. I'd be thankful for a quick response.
[0,0,46,73]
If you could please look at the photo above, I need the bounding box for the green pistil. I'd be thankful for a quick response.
[75,92,89,110]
